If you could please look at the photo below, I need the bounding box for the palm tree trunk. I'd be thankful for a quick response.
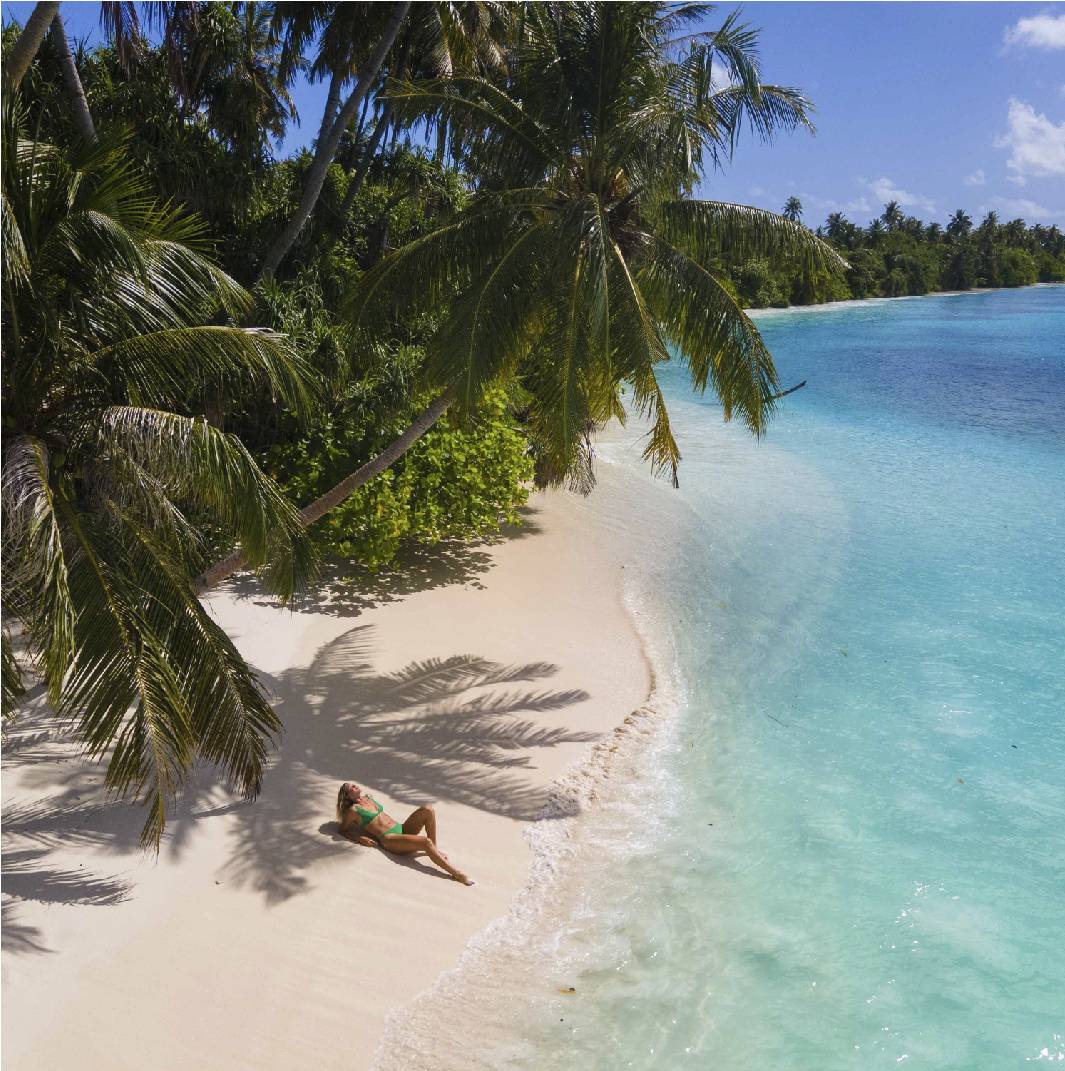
[315,66,344,147]
[353,88,371,142]
[326,27,410,242]
[3,0,60,92]
[331,101,394,234]
[255,1,411,284]
[195,387,455,593]
[51,14,96,142]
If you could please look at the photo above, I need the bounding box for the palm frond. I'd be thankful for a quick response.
[1,436,76,701]
[346,188,556,326]
[142,239,253,320]
[709,83,814,148]
[38,208,153,289]
[87,326,315,419]
[428,217,556,406]
[89,447,206,570]
[110,512,281,808]
[385,75,562,181]
[91,407,315,600]
[51,498,197,848]
[1,190,30,284]
[659,199,847,271]
[605,236,681,484]
[698,9,762,96]
[641,235,779,434]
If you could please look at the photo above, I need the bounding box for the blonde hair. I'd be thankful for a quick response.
[336,783,351,824]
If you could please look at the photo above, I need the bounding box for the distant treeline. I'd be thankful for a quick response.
[725,197,1065,309]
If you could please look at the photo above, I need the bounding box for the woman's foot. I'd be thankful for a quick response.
[452,871,475,886]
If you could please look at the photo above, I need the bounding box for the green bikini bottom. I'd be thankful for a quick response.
[382,823,403,836]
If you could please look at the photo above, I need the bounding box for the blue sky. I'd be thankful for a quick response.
[694,3,1065,227]
[6,1,1065,226]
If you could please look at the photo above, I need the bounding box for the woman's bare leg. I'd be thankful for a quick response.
[402,806,437,843]
[379,833,473,885]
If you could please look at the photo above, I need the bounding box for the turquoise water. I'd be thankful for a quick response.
[630,286,1065,1069]
[382,287,1065,1070]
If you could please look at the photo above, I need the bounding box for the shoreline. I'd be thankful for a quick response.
[369,428,700,1069]
[745,279,1064,317]
[372,530,687,1068]
[2,456,665,1070]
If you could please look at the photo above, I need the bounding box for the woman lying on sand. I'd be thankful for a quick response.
[336,783,474,885]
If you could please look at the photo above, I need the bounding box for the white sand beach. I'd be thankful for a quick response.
[2,474,652,1070]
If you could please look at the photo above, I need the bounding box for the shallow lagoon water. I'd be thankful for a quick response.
[380,287,1065,1070]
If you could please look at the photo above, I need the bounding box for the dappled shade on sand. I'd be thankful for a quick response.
[2,623,593,915]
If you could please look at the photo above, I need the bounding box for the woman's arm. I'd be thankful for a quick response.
[339,815,378,848]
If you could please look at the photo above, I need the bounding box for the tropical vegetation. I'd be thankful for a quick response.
[727,197,1065,308]
[5,1,1050,843]
[349,5,842,489]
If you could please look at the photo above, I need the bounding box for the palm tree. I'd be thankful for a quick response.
[330,1,513,233]
[1,1,60,92]
[1,104,316,846]
[3,3,95,141]
[200,3,843,590]
[99,2,297,158]
[947,208,972,240]
[824,211,853,247]
[867,217,885,245]
[901,214,923,238]
[50,12,97,142]
[257,1,413,281]
[200,2,299,155]
[881,199,903,231]
[782,196,803,222]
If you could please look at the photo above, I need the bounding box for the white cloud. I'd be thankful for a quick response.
[749,185,766,198]
[984,195,1065,222]
[994,98,1065,184]
[964,168,986,186]
[861,176,937,215]
[799,192,873,218]
[1004,13,1065,49]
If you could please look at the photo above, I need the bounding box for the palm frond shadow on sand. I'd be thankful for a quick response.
[2,900,53,955]
[3,605,593,917]
[2,707,141,942]
[218,625,593,903]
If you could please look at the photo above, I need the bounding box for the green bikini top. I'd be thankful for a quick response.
[354,796,384,826]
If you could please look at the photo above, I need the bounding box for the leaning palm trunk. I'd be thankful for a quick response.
[196,387,455,592]
[256,1,411,283]
[51,14,96,141]
[331,100,394,234]
[2,0,59,92]
[314,67,344,146]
